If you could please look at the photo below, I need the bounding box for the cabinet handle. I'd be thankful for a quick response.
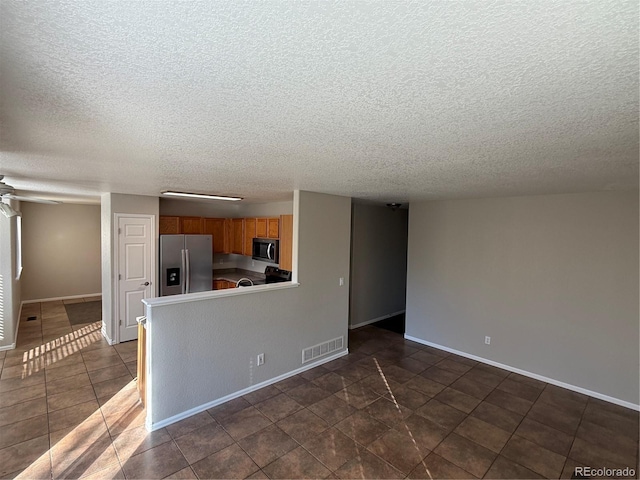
[181,249,186,294]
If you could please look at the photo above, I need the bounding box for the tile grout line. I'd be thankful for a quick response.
[478,374,543,478]
[3,319,638,479]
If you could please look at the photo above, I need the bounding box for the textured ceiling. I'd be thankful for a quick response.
[0,0,638,204]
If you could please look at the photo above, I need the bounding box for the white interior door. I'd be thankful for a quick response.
[118,216,153,342]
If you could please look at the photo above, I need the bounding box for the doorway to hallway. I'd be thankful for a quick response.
[349,201,409,335]
[371,312,405,335]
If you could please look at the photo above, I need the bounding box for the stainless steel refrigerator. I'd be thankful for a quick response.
[160,235,213,296]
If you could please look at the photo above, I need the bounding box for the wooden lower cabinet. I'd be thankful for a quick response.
[213,279,237,290]
[137,322,146,407]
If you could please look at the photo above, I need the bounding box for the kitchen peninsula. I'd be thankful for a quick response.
[141,191,352,433]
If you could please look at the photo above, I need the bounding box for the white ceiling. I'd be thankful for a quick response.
[1,0,638,205]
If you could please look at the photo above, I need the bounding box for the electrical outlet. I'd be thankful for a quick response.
[257,353,265,366]
[339,277,344,286]
[485,336,491,345]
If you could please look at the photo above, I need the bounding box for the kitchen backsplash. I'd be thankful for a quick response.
[213,253,274,274]
[213,254,237,269]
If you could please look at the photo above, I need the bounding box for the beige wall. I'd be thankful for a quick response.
[159,198,293,218]
[350,202,408,328]
[159,198,240,217]
[406,191,639,406]
[21,203,101,301]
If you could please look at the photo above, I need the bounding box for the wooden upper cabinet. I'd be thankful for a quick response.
[231,218,244,254]
[203,218,230,254]
[267,217,279,239]
[244,218,256,256]
[179,216,203,234]
[279,214,293,271]
[159,216,180,235]
[256,218,267,238]
[161,215,281,258]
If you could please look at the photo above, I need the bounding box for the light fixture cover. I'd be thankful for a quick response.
[161,191,243,201]
[0,202,20,217]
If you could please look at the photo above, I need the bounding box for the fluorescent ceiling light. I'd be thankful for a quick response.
[161,191,243,201]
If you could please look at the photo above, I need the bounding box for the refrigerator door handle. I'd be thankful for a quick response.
[185,248,191,293]
[181,249,186,294]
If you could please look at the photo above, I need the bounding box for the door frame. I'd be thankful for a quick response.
[113,213,156,344]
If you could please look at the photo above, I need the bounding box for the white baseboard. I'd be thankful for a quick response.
[147,348,350,432]
[0,342,16,351]
[21,293,102,304]
[101,325,116,345]
[1,302,23,351]
[14,301,23,345]
[350,310,405,330]
[0,302,24,352]
[405,334,640,412]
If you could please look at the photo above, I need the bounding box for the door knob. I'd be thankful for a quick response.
[141,282,150,286]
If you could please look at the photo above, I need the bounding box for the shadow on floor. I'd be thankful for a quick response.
[371,312,405,334]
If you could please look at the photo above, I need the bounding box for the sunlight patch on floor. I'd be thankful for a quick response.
[17,323,103,379]
[17,379,144,479]
[373,356,432,478]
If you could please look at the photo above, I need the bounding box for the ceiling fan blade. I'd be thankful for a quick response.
[4,194,62,204]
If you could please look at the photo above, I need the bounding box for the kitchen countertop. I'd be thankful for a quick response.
[213,268,266,286]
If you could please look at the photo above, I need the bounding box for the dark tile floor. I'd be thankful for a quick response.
[0,301,638,479]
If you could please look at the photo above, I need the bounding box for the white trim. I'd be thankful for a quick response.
[113,213,156,345]
[21,293,102,304]
[0,342,16,351]
[349,310,406,330]
[144,304,153,427]
[101,325,116,345]
[292,190,299,283]
[405,334,640,412]
[14,301,22,344]
[142,282,300,308]
[1,301,24,351]
[146,348,349,431]
[15,216,22,280]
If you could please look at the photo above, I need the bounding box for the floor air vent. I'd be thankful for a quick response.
[302,336,344,364]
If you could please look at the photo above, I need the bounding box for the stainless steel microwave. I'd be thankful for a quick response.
[252,238,279,264]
